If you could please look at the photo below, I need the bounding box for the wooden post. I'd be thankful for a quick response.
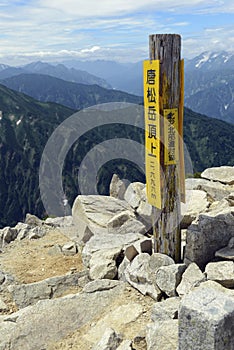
[149,34,182,262]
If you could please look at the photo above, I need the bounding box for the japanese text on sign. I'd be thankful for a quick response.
[143,60,161,209]
[164,108,179,165]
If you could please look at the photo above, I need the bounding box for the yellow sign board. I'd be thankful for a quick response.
[143,60,161,209]
[164,108,179,165]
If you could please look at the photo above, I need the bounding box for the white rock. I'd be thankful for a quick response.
[109,174,127,200]
[92,328,122,350]
[201,166,234,185]
[151,297,180,322]
[205,261,234,288]
[116,340,132,350]
[0,299,9,312]
[181,189,209,228]
[185,178,233,201]
[124,182,145,209]
[146,320,178,350]
[178,281,234,350]
[176,263,206,297]
[155,264,187,297]
[89,248,122,280]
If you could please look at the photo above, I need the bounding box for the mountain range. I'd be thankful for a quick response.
[0,82,233,228]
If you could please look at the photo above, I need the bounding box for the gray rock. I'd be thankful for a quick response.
[124,253,162,300]
[0,282,126,350]
[83,280,122,293]
[8,270,89,308]
[92,328,122,350]
[151,297,180,322]
[109,174,127,200]
[124,245,138,262]
[181,189,209,228]
[228,237,234,248]
[124,238,152,262]
[178,281,234,350]
[156,264,187,297]
[82,232,143,267]
[45,216,73,227]
[227,191,234,206]
[205,261,234,288]
[14,223,31,240]
[107,212,146,235]
[25,213,42,227]
[215,246,234,261]
[28,226,47,239]
[184,203,234,269]
[146,320,178,350]
[201,166,234,185]
[185,178,233,201]
[148,253,175,271]
[61,241,78,256]
[72,195,132,243]
[124,182,145,209]
[89,248,122,280]
[118,257,130,281]
[0,227,18,247]
[176,263,206,297]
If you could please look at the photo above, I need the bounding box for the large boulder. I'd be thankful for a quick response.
[201,166,234,185]
[205,261,234,288]
[178,281,234,350]
[155,264,187,297]
[176,263,206,297]
[184,200,234,269]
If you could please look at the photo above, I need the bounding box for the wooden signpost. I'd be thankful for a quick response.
[143,34,185,262]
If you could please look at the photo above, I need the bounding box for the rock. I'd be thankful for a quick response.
[28,226,47,239]
[227,192,234,206]
[205,261,234,288]
[124,238,152,262]
[176,263,206,297]
[124,253,162,300]
[61,241,78,256]
[116,340,132,350]
[151,297,180,322]
[178,281,234,350]
[215,246,234,261]
[107,211,146,235]
[0,282,126,350]
[0,271,5,285]
[25,213,42,227]
[146,320,178,350]
[185,178,233,202]
[124,245,139,262]
[83,280,121,293]
[82,232,143,267]
[72,195,134,242]
[89,248,122,280]
[181,189,209,228]
[184,203,234,269]
[201,166,234,185]
[228,237,234,248]
[8,270,89,308]
[84,303,143,345]
[14,222,31,240]
[109,174,127,200]
[92,328,122,350]
[156,264,187,297]
[118,257,130,281]
[0,299,9,312]
[148,253,175,271]
[124,182,145,209]
[0,226,18,247]
[45,216,73,227]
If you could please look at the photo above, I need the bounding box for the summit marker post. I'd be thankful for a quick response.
[144,34,185,262]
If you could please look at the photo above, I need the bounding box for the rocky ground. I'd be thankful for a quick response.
[0,166,233,350]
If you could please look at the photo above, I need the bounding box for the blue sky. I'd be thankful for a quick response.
[0,0,233,65]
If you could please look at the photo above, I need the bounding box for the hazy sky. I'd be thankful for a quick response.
[0,0,234,65]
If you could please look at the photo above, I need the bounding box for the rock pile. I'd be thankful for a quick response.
[0,166,233,350]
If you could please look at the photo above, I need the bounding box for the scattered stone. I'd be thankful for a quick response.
[178,281,234,350]
[89,248,122,280]
[148,253,175,271]
[184,203,234,269]
[28,226,47,239]
[227,192,234,206]
[205,261,234,288]
[201,166,234,185]
[109,174,127,200]
[151,297,180,322]
[45,216,73,227]
[92,328,122,350]
[215,245,234,261]
[181,189,209,228]
[125,245,139,262]
[124,182,145,209]
[25,213,42,227]
[83,280,122,293]
[124,253,162,300]
[61,241,78,256]
[14,223,31,240]
[118,257,130,281]
[156,264,187,297]
[146,320,178,350]
[0,227,18,247]
[107,213,146,235]
[176,263,206,297]
[116,340,132,350]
